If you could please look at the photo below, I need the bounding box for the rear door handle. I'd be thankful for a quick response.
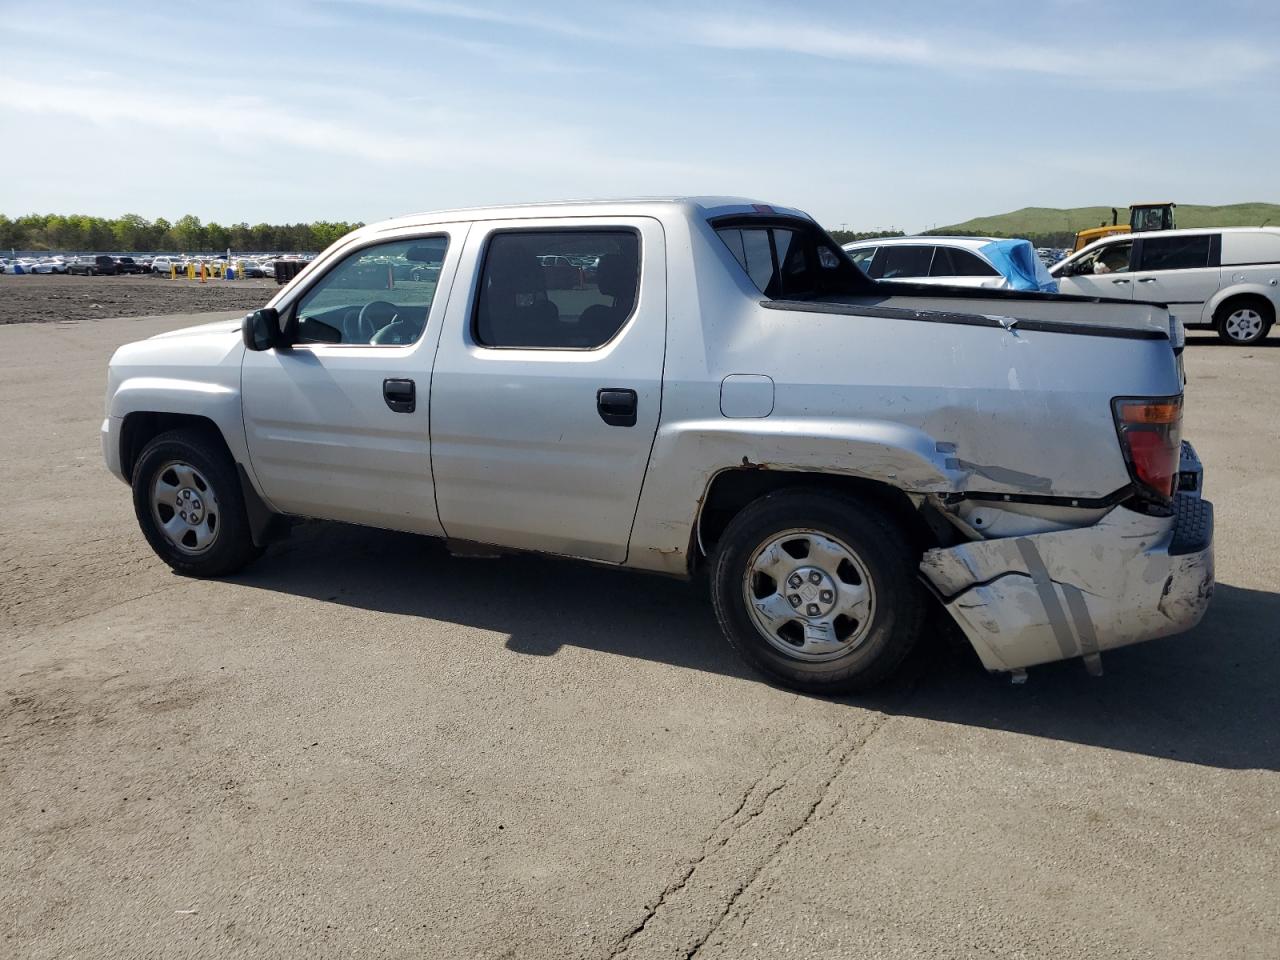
[383,378,416,413]
[1111,278,1130,284]
[1137,277,1158,283]
[597,387,638,427]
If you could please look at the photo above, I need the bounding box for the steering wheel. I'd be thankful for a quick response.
[371,319,419,345]
[357,300,399,342]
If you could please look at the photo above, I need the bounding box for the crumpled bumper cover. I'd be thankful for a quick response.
[921,493,1214,672]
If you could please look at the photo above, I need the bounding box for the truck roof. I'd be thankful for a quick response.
[364,197,812,234]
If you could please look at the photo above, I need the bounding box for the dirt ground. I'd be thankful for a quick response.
[1,313,1277,960]
[0,274,277,324]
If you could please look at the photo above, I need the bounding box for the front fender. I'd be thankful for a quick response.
[109,376,252,468]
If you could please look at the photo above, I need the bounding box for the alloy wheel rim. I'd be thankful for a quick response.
[742,528,876,662]
[1225,309,1262,341]
[150,460,220,555]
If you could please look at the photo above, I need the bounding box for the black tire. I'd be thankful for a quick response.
[1214,297,1273,345]
[710,489,927,694]
[131,429,262,577]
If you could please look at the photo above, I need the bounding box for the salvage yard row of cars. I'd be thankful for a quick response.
[841,226,1280,344]
[102,197,1215,693]
[0,253,311,277]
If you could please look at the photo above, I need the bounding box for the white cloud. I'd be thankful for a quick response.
[0,72,714,182]
[667,13,1275,91]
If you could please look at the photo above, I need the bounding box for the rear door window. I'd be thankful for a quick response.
[877,245,934,280]
[1138,234,1213,271]
[473,230,639,349]
[930,247,1000,277]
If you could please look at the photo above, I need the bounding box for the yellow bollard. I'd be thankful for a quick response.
[186,262,195,280]
[200,262,207,284]
[169,263,176,280]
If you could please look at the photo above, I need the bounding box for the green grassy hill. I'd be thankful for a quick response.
[930,203,1280,241]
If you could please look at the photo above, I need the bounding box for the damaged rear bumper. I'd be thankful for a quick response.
[920,493,1214,673]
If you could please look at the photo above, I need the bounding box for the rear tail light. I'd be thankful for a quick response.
[1112,396,1183,501]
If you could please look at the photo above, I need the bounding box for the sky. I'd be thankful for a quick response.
[1,0,1277,232]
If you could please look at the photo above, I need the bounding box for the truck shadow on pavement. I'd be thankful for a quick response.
[1185,333,1280,349]
[233,522,1279,772]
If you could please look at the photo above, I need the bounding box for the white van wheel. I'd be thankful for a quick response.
[1215,300,1272,345]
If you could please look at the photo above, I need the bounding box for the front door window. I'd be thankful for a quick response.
[292,236,449,346]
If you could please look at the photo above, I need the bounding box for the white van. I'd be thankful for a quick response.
[1051,227,1280,345]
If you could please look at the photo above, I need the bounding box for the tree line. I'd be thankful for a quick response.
[0,215,1077,256]
[922,227,1077,248]
[832,227,1078,248]
[827,228,905,245]
[0,213,364,253]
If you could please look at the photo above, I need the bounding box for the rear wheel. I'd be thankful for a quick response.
[710,489,926,694]
[131,429,262,577]
[1215,299,1273,345]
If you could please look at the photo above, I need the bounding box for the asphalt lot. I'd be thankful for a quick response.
[1,312,1277,959]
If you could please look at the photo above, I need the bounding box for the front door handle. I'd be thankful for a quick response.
[597,387,638,427]
[1137,277,1158,283]
[383,378,416,413]
[1111,278,1130,284]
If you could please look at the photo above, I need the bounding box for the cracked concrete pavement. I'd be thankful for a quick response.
[2,313,1277,959]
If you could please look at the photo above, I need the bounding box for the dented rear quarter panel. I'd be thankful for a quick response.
[627,212,1182,573]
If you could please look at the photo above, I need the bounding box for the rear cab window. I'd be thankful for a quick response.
[713,217,875,299]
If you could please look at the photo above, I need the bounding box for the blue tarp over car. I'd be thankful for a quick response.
[979,239,1059,293]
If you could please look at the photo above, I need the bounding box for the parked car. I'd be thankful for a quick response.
[233,261,268,279]
[28,258,68,274]
[151,256,180,274]
[844,236,1058,292]
[1051,227,1280,345]
[113,256,144,275]
[102,197,1211,693]
[68,255,120,276]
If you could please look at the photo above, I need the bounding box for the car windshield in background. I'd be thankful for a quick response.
[713,218,874,299]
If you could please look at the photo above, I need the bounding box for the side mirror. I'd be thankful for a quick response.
[242,307,282,351]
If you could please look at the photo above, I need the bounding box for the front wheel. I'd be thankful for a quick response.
[710,490,926,694]
[131,429,262,577]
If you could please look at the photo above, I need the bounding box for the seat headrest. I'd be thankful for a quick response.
[595,253,637,300]
[486,242,547,298]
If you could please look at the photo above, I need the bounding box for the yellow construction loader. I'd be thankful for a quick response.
[1072,202,1176,252]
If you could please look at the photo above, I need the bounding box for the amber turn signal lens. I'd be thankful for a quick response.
[1116,400,1181,425]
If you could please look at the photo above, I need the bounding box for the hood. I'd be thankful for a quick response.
[148,316,244,341]
[108,315,247,388]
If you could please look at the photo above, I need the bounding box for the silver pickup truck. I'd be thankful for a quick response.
[102,198,1213,692]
